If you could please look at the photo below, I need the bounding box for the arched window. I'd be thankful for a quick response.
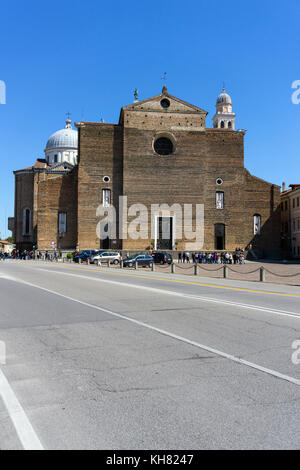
[253,214,261,235]
[228,121,232,129]
[216,191,224,209]
[102,189,111,207]
[221,121,224,128]
[22,208,31,235]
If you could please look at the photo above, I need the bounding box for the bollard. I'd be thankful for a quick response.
[108,260,111,268]
[87,258,90,265]
[79,258,82,264]
[97,260,101,267]
[223,265,228,279]
[120,259,123,269]
[259,266,265,282]
[135,260,138,270]
[151,262,155,271]
[171,262,175,274]
[194,264,198,276]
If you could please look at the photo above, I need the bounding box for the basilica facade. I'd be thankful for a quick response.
[13,86,281,257]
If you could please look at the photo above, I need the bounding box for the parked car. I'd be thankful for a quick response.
[152,252,172,264]
[73,250,96,263]
[93,251,121,264]
[123,254,153,268]
[89,250,107,263]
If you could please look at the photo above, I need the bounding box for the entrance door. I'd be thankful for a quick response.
[156,216,173,250]
[214,224,225,250]
[100,223,110,249]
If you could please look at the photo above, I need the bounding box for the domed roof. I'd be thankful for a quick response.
[217,88,232,105]
[45,119,78,150]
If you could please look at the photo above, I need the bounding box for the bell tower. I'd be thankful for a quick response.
[213,87,236,130]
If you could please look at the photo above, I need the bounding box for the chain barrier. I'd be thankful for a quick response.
[176,264,195,270]
[197,265,224,272]
[227,266,261,275]
[263,267,300,278]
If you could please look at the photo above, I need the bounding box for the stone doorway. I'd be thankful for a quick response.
[155,216,174,250]
[214,223,225,250]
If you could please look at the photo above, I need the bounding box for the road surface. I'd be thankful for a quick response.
[0,260,299,449]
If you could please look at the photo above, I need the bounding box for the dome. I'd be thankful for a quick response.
[217,88,232,105]
[45,119,78,150]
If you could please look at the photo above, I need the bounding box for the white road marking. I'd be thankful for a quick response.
[37,268,300,320]
[0,367,44,450]
[1,272,300,387]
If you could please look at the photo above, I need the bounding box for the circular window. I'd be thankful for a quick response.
[154,137,173,155]
[216,178,223,185]
[103,176,110,183]
[160,98,170,109]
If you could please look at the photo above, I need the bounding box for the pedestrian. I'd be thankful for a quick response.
[178,252,182,263]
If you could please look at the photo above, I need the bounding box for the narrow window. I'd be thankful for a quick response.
[54,154,58,163]
[216,191,224,209]
[228,121,232,129]
[58,212,67,233]
[22,208,31,235]
[254,214,261,235]
[293,199,295,208]
[220,121,224,128]
[102,189,111,207]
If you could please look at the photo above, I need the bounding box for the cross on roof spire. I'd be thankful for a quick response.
[161,72,168,94]
[65,112,72,128]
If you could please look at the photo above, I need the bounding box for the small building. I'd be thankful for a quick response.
[281,183,300,258]
[0,241,14,253]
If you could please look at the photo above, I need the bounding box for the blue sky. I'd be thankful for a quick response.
[0,0,299,238]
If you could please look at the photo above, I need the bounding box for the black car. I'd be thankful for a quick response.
[73,250,96,263]
[123,254,153,268]
[152,252,172,264]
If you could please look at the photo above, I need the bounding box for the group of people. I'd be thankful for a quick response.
[177,249,245,264]
[11,250,34,260]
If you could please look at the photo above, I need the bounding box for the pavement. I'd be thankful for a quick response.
[0,260,300,449]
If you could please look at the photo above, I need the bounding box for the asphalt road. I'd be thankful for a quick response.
[0,260,300,450]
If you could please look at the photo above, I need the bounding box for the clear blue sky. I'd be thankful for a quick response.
[0,0,299,239]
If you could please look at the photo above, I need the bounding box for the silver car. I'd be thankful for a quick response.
[92,252,121,265]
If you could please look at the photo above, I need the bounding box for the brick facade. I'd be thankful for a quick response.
[14,89,281,258]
